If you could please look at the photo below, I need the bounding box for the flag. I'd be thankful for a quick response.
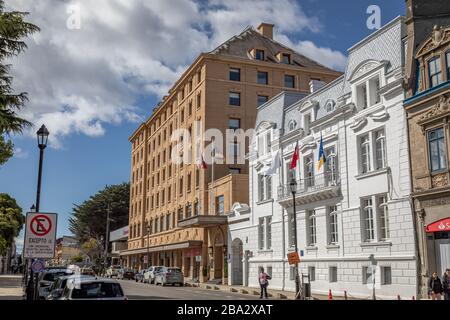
[290,141,299,169]
[264,150,281,176]
[197,154,207,169]
[317,133,326,170]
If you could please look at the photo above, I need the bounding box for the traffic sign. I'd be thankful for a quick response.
[31,259,45,272]
[23,212,57,259]
[195,255,202,262]
[287,251,300,265]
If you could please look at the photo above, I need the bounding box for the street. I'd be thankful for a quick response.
[116,279,258,300]
[0,275,23,300]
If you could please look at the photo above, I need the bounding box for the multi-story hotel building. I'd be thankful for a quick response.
[403,0,450,298]
[121,23,341,283]
[230,16,418,299]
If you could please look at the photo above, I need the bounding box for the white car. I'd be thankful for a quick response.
[37,268,74,299]
[58,278,127,300]
[143,266,164,284]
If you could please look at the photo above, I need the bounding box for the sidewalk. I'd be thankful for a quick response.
[0,275,24,300]
[184,281,354,300]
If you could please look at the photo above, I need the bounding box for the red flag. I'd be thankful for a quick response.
[197,155,207,169]
[290,141,299,169]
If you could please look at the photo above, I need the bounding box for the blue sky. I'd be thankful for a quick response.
[1,0,405,250]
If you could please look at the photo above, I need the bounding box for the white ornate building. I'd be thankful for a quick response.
[228,16,418,299]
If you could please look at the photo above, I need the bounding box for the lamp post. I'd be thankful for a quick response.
[289,178,303,300]
[146,223,150,269]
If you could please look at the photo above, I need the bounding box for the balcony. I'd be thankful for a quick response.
[277,171,341,207]
[177,214,228,228]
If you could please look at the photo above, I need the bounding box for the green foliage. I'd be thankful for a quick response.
[81,238,103,267]
[0,193,24,255]
[70,255,84,263]
[0,1,39,135]
[0,134,13,165]
[69,183,130,245]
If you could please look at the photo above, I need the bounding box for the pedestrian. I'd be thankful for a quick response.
[428,271,443,300]
[258,267,271,299]
[443,269,450,301]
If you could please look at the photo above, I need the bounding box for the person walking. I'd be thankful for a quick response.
[428,272,444,300]
[443,269,450,301]
[258,267,271,299]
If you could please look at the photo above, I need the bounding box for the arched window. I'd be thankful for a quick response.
[328,206,338,244]
[375,130,386,170]
[378,196,390,240]
[363,198,374,241]
[308,210,317,246]
[289,120,297,131]
[325,100,335,113]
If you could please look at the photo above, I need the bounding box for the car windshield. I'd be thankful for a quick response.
[43,272,72,282]
[168,268,181,273]
[154,267,163,272]
[71,282,124,299]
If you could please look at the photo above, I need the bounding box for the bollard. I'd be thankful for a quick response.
[328,289,333,300]
[344,290,348,300]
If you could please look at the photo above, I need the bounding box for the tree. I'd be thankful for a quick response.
[81,238,103,268]
[69,183,130,245]
[0,135,13,165]
[0,193,24,255]
[0,1,39,135]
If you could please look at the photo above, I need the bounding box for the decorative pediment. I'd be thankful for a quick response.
[349,117,368,132]
[418,95,450,125]
[255,121,276,133]
[298,99,319,111]
[369,107,389,122]
[416,26,450,59]
[348,60,383,82]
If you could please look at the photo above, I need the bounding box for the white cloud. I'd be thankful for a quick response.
[13,147,29,159]
[6,0,345,147]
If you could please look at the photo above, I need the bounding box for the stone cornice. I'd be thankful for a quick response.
[417,94,450,126]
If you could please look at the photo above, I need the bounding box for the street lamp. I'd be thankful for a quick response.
[35,125,49,212]
[289,178,303,300]
[146,222,150,269]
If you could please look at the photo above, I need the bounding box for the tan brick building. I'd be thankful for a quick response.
[121,23,341,283]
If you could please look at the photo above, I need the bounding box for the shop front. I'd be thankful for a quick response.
[425,217,450,276]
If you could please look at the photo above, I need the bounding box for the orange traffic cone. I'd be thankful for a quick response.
[328,289,333,300]
[344,291,348,300]
[397,294,401,300]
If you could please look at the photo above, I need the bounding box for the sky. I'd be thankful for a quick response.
[0,0,405,251]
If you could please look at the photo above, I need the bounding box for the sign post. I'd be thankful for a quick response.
[23,212,58,259]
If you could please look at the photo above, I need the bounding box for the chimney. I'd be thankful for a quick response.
[257,23,274,39]
[309,79,326,93]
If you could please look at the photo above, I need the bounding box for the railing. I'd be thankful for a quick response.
[277,171,340,200]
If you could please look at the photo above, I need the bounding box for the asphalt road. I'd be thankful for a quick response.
[116,279,258,300]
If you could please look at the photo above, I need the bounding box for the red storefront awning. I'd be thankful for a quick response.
[425,217,450,233]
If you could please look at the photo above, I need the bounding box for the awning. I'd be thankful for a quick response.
[425,217,450,233]
[119,240,203,256]
[177,215,228,228]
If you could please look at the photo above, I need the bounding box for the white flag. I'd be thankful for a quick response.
[264,150,281,176]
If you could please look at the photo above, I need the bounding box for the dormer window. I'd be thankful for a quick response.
[325,100,335,113]
[288,120,297,131]
[429,56,443,88]
[282,53,291,64]
[255,49,265,61]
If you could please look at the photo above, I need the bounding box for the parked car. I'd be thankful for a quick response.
[57,278,127,300]
[117,268,135,280]
[46,274,95,300]
[37,268,74,299]
[134,270,145,283]
[144,266,164,284]
[105,265,121,278]
[154,267,184,286]
[80,267,96,277]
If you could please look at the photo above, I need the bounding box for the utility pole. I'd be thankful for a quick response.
[104,203,111,270]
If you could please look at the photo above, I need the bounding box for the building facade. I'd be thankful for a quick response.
[403,0,450,298]
[122,23,341,283]
[53,236,81,266]
[109,226,129,266]
[230,16,418,299]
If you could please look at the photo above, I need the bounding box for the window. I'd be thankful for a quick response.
[187,173,192,192]
[375,130,386,170]
[229,68,240,81]
[255,49,265,61]
[360,134,371,174]
[307,210,317,246]
[429,56,443,88]
[216,195,224,215]
[196,92,201,109]
[229,118,240,130]
[160,216,164,232]
[258,218,265,249]
[374,78,381,104]
[265,131,271,153]
[258,174,272,201]
[265,175,272,200]
[328,206,338,244]
[381,266,392,285]
[257,71,268,85]
[258,174,264,202]
[284,75,295,88]
[304,156,314,188]
[377,195,390,240]
[172,212,175,227]
[186,203,192,218]
[362,198,375,241]
[282,53,291,64]
[195,169,200,187]
[188,80,193,92]
[428,127,447,172]
[308,266,315,281]
[329,266,337,282]
[357,84,368,109]
[289,120,297,131]
[229,168,241,174]
[188,101,192,116]
[229,92,241,106]
[266,217,272,249]
[257,95,269,107]
[179,177,183,195]
[178,207,183,221]
[166,214,170,230]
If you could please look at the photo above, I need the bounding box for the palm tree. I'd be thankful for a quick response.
[0,0,39,135]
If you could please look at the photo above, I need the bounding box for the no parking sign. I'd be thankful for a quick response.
[23,212,57,259]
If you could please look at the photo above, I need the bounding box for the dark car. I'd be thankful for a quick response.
[118,268,135,280]
[134,270,145,283]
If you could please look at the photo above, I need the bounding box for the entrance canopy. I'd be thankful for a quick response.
[425,217,450,233]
